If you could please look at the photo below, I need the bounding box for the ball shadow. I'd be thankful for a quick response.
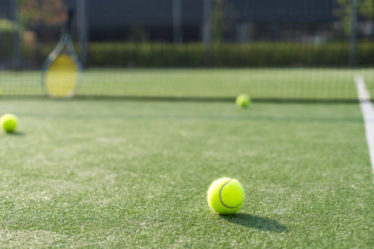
[222,213,287,232]
[6,131,26,136]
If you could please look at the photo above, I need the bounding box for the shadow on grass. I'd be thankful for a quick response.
[222,214,287,232]
[5,131,26,136]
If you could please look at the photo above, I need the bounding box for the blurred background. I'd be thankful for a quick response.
[1,0,374,101]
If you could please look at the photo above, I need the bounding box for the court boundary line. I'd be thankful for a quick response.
[355,76,374,178]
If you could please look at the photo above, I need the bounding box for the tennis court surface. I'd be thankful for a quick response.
[1,0,374,248]
[0,99,373,248]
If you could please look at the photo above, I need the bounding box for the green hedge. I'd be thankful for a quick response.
[87,43,204,67]
[22,42,374,67]
[86,42,374,67]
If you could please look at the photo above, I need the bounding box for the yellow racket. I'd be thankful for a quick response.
[42,9,81,98]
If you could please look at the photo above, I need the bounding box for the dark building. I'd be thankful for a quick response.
[85,0,335,42]
[1,0,340,42]
[86,0,203,41]
[0,0,14,19]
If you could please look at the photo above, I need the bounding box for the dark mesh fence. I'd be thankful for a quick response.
[0,0,374,101]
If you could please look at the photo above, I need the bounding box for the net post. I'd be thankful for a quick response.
[10,0,21,70]
[349,0,358,67]
[172,0,183,43]
[77,0,88,67]
[202,0,213,66]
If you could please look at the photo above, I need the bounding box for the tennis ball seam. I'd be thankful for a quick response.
[219,180,241,209]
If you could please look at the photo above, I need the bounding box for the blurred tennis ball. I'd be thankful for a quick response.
[236,94,250,108]
[1,114,18,133]
[207,177,245,215]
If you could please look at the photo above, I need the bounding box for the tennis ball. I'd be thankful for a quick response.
[207,177,245,215]
[1,114,18,133]
[236,94,250,108]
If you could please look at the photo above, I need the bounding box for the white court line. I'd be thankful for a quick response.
[355,76,374,176]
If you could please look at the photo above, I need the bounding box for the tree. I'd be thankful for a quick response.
[336,0,374,35]
[360,0,374,18]
[18,0,66,29]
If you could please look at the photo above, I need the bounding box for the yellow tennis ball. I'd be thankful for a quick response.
[236,94,250,108]
[207,177,245,215]
[1,114,18,133]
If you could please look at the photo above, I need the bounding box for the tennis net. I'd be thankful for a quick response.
[0,0,374,102]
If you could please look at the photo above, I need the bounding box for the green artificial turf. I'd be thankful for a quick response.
[1,68,374,100]
[0,99,373,248]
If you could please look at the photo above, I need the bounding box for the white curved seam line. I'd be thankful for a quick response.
[219,180,241,209]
